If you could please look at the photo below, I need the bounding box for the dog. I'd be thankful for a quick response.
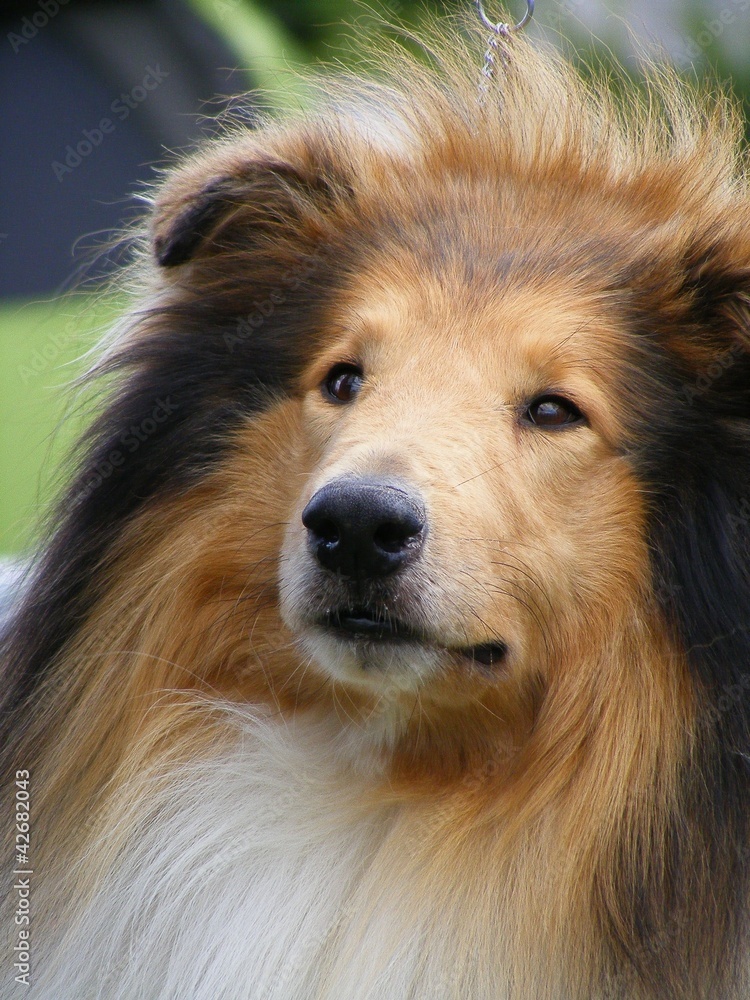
[3,16,750,1000]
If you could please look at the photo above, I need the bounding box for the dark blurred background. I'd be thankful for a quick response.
[1,0,748,555]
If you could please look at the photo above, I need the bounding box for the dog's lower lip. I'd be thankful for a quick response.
[318,611,508,665]
[321,609,418,641]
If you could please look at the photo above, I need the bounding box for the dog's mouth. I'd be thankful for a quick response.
[318,607,508,668]
[322,607,420,642]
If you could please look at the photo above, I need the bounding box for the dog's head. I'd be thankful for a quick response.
[143,68,750,752]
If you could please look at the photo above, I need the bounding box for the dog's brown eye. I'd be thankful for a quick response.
[525,395,584,428]
[322,364,364,403]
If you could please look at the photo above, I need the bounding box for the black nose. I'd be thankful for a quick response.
[302,477,426,579]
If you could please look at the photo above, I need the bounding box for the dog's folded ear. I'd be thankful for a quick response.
[684,231,750,373]
[153,174,242,267]
[642,225,750,416]
[151,147,344,268]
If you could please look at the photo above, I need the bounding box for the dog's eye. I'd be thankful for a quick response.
[322,364,364,403]
[525,395,584,428]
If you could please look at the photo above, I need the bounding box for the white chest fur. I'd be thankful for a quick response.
[28,711,527,1000]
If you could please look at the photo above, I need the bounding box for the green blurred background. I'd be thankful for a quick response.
[1,0,748,556]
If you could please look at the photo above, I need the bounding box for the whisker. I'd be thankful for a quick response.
[453,455,522,489]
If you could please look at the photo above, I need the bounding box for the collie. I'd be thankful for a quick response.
[3,14,750,1000]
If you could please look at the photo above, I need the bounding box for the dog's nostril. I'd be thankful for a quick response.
[373,520,421,553]
[316,519,340,545]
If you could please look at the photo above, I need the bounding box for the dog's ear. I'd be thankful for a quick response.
[681,233,750,403]
[151,149,344,268]
[153,173,243,268]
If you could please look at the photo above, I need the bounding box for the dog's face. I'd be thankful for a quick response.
[279,260,646,706]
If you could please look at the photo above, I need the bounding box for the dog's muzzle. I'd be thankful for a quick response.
[295,475,509,673]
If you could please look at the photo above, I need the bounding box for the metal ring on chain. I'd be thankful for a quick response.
[475,0,535,35]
